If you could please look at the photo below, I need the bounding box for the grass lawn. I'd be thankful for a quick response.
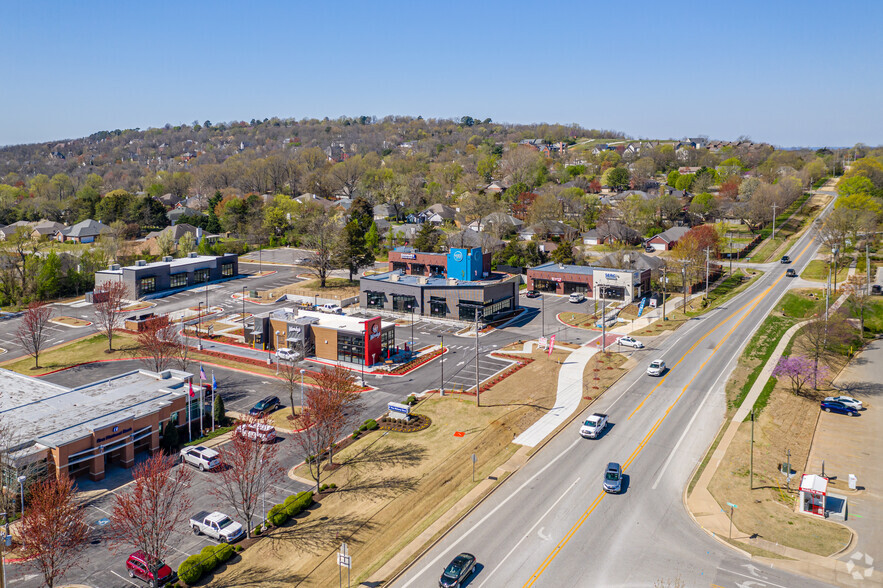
[864,298,883,334]
[0,332,140,375]
[266,278,360,300]
[775,289,825,318]
[801,259,850,283]
[726,315,797,411]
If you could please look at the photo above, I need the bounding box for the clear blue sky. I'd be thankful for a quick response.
[2,0,881,147]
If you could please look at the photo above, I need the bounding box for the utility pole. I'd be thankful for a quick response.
[750,409,755,490]
[681,262,688,312]
[438,334,444,395]
[771,203,777,240]
[475,310,481,407]
[541,294,545,339]
[600,286,607,353]
[728,234,733,275]
[868,242,872,296]
[704,247,712,300]
[661,264,667,322]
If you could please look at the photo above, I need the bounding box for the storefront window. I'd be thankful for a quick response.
[170,273,187,288]
[391,262,408,272]
[429,297,447,318]
[138,276,156,295]
[533,279,558,292]
[193,269,210,283]
[562,282,587,295]
[337,332,365,365]
[392,294,417,312]
[366,290,386,309]
[411,263,426,275]
[221,263,234,277]
[429,264,446,276]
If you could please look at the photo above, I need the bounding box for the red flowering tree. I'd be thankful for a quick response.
[106,452,193,575]
[135,315,179,372]
[20,476,90,588]
[15,301,53,368]
[210,416,283,536]
[92,281,130,352]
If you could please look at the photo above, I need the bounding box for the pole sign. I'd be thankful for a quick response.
[387,402,411,421]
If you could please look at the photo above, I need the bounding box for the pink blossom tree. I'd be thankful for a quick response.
[773,355,829,394]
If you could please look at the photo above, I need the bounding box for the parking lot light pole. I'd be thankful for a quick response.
[299,369,306,410]
[197,302,204,350]
[541,294,545,338]
[16,476,25,549]
[438,334,444,395]
[241,286,246,321]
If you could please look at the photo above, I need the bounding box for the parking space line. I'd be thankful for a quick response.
[167,544,192,557]
[90,504,112,516]
[110,570,141,586]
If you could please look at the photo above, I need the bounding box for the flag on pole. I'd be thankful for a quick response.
[198,366,205,433]
[211,370,217,432]
[200,365,207,381]
[189,381,195,397]
[212,371,217,391]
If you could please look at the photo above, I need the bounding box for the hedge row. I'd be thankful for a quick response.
[386,348,443,375]
[178,543,235,585]
[267,491,314,527]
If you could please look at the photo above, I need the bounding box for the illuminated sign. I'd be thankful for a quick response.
[605,273,618,280]
[401,253,416,260]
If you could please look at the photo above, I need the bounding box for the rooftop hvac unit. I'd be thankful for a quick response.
[162,256,173,263]
[135,260,147,267]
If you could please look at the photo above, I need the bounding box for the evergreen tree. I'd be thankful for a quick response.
[413,222,439,252]
[36,251,62,300]
[334,219,375,280]
[365,222,379,252]
[160,417,180,453]
[213,394,226,427]
[550,241,575,265]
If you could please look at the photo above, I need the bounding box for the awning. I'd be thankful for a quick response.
[800,474,828,494]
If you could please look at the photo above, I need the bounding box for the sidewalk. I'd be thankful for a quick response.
[684,292,883,586]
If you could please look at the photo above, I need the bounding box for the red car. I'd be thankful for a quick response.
[126,551,175,587]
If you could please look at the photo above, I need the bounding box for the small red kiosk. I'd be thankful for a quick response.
[799,474,828,517]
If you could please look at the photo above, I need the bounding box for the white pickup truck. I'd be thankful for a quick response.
[579,413,608,439]
[189,511,244,543]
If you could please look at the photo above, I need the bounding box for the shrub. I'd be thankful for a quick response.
[254,523,262,535]
[352,431,360,439]
[406,395,417,405]
[319,483,329,491]
[214,543,235,563]
[178,555,204,584]
[329,483,337,489]
[199,545,221,570]
[268,504,288,526]
[234,545,243,552]
[364,419,378,430]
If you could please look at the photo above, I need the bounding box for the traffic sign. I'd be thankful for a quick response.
[337,554,351,568]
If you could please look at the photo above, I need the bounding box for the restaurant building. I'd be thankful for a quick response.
[526,263,651,302]
[0,367,198,483]
[388,246,492,280]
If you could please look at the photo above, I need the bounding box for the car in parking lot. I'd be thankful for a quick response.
[568,292,586,303]
[616,336,644,349]
[524,290,541,298]
[820,400,859,416]
[823,395,862,411]
[180,446,220,471]
[872,284,882,295]
[780,255,791,264]
[126,551,176,586]
[275,347,299,361]
[603,462,622,493]
[647,359,666,376]
[249,395,281,417]
[235,422,277,443]
[439,552,477,588]
[786,268,797,277]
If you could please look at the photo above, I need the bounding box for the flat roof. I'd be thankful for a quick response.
[0,367,192,450]
[96,255,233,275]
[529,263,641,277]
[263,308,394,332]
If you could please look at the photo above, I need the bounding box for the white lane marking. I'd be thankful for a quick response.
[109,570,141,586]
[89,504,113,516]
[651,352,739,490]
[168,543,192,557]
[476,477,579,588]
[537,527,552,541]
[720,568,789,588]
[399,439,581,588]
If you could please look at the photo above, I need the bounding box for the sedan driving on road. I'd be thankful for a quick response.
[780,255,791,264]
[524,290,541,298]
[647,359,666,376]
[616,336,644,349]
[785,268,797,277]
[823,396,862,411]
[603,462,622,493]
[439,552,476,588]
[820,400,859,416]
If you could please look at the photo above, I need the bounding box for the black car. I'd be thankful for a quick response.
[524,290,541,298]
[872,284,882,295]
[249,395,281,417]
[439,553,476,588]
[780,255,791,264]
[786,268,797,277]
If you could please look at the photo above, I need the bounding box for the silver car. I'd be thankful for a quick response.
[603,462,622,493]
[647,359,666,376]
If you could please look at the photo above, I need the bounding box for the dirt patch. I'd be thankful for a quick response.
[266,278,360,301]
[50,316,91,327]
[212,352,571,587]
[121,301,154,312]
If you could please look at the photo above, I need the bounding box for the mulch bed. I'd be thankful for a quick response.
[377,413,431,433]
[51,316,92,326]
[385,349,443,375]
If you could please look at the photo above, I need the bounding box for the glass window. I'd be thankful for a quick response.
[366,290,386,309]
[138,276,156,295]
[193,269,210,283]
[391,262,408,273]
[392,294,417,312]
[221,263,234,277]
[429,264,446,276]
[411,263,425,275]
[429,297,447,318]
[337,332,365,365]
[170,273,187,288]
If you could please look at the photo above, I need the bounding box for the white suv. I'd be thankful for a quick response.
[276,347,299,361]
[568,292,586,303]
[180,446,220,471]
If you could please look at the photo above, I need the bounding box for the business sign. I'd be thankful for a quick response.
[453,250,464,262]
[605,273,618,280]
[401,253,416,260]
[388,402,411,420]
[637,298,647,317]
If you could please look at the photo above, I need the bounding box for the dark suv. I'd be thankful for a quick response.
[780,255,791,264]
[249,395,281,417]
[126,551,175,586]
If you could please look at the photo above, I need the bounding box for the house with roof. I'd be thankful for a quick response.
[591,144,613,155]
[31,220,66,240]
[445,229,505,253]
[373,203,402,220]
[465,212,523,233]
[155,193,184,208]
[0,221,35,241]
[580,220,641,246]
[485,181,507,194]
[518,220,578,242]
[417,203,457,226]
[56,219,111,244]
[167,206,205,225]
[647,225,690,251]
[295,193,336,210]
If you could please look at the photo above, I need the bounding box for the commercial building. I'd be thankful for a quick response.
[0,367,198,482]
[95,253,239,298]
[526,263,650,302]
[246,309,396,366]
[388,246,492,280]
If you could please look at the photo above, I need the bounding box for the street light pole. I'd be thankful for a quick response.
[771,202,777,240]
[541,294,545,339]
[16,476,25,550]
[300,369,305,410]
[661,264,667,322]
[438,334,444,395]
[197,302,204,350]
[704,246,712,300]
[475,310,481,407]
[241,286,246,322]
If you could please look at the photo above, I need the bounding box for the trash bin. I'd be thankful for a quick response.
[849,474,857,490]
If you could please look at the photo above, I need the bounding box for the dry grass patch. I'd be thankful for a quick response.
[50,316,91,327]
[708,385,852,556]
[265,278,360,301]
[212,352,571,587]
[0,332,140,375]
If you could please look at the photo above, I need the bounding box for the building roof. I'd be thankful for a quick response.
[0,367,192,452]
[97,254,234,275]
[596,252,665,273]
[529,262,642,277]
[651,226,690,244]
[262,308,394,333]
[421,203,456,219]
[800,474,828,494]
[59,219,110,238]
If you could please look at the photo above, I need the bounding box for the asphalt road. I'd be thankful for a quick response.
[392,217,837,587]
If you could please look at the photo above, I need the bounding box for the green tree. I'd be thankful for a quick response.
[156,230,176,258]
[334,219,375,280]
[477,155,499,183]
[178,231,196,255]
[36,251,62,300]
[348,196,374,232]
[550,241,575,264]
[413,222,439,252]
[667,170,681,187]
[607,167,630,191]
[365,222,379,252]
[213,395,226,427]
[837,175,875,197]
[675,174,695,192]
[160,416,180,453]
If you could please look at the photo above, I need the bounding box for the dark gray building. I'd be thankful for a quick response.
[94,253,239,298]
[360,270,520,323]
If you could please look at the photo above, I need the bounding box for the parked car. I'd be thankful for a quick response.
[616,336,644,349]
[189,511,244,543]
[786,268,797,277]
[524,290,541,298]
[820,400,859,416]
[275,347,299,361]
[603,462,623,493]
[180,446,220,472]
[318,303,343,314]
[645,245,655,253]
[780,255,791,264]
[249,395,281,417]
[439,552,477,588]
[872,284,882,295]
[568,292,586,303]
[823,396,862,411]
[126,551,176,587]
[235,422,277,443]
[579,413,608,439]
[647,359,666,376]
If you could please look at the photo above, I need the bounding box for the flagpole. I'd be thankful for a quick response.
[199,364,204,434]
[188,379,193,443]
[211,370,216,432]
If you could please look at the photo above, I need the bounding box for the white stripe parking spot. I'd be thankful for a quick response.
[109,570,141,586]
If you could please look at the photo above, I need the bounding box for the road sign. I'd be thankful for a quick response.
[726,502,738,509]
[337,554,352,568]
[97,518,110,526]
[472,453,477,463]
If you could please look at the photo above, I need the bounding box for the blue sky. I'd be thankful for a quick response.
[2,0,881,147]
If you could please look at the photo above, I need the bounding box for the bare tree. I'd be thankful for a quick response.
[93,281,130,352]
[279,359,304,418]
[20,476,90,588]
[107,453,193,577]
[796,310,856,389]
[845,276,873,335]
[16,301,53,368]
[135,315,179,372]
[210,416,283,536]
[303,215,339,288]
[173,329,193,371]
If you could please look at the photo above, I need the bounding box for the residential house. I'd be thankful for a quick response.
[485,181,507,194]
[677,167,701,175]
[418,203,457,226]
[373,203,401,220]
[295,193,336,210]
[167,207,205,225]
[518,220,578,242]
[155,193,184,208]
[591,144,613,155]
[56,219,111,244]
[465,212,523,234]
[596,251,665,278]
[580,220,640,246]
[445,229,505,253]
[31,221,66,240]
[181,195,208,210]
[647,226,690,251]
[0,221,35,240]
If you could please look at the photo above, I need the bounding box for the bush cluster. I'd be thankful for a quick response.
[267,491,314,527]
[405,395,417,406]
[178,543,235,585]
